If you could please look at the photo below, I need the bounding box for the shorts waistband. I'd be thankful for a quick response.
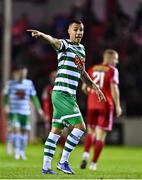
[52,90,76,98]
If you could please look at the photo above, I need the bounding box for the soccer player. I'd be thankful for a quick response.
[27,20,106,174]
[80,49,122,171]
[2,65,44,160]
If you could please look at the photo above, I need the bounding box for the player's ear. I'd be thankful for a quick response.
[68,27,70,34]
[68,24,72,34]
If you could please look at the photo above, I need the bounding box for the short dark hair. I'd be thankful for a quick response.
[12,64,27,71]
[68,19,83,27]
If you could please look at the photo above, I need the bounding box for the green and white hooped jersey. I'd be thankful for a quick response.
[53,39,86,96]
[3,79,37,115]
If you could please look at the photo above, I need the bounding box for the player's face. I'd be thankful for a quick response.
[104,53,119,66]
[21,68,28,79]
[13,70,21,81]
[112,53,119,66]
[68,23,84,43]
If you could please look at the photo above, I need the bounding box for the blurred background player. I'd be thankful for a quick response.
[42,70,67,147]
[42,71,57,133]
[80,49,122,170]
[2,65,44,160]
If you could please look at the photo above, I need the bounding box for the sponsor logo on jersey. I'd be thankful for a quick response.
[15,90,26,99]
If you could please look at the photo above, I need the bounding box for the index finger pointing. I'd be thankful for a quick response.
[26,29,35,32]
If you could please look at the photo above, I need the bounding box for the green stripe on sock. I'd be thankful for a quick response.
[45,145,56,151]
[70,133,78,141]
[47,138,55,144]
[64,146,72,152]
[67,139,76,146]
[44,152,53,157]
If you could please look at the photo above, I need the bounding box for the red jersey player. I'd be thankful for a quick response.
[80,49,122,170]
[42,71,56,131]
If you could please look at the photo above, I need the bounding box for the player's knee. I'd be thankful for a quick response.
[74,123,86,132]
[51,127,62,135]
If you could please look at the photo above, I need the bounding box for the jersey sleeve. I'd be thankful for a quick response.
[111,68,119,84]
[58,39,69,51]
[3,81,10,95]
[30,81,37,96]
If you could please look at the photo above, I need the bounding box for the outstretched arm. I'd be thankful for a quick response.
[81,70,106,102]
[27,29,61,50]
[30,95,45,119]
[1,94,9,113]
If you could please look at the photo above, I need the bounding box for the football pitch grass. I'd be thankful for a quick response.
[0,143,142,179]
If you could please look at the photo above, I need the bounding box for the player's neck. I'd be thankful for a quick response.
[68,39,80,45]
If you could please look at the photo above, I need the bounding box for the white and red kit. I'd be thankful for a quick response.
[87,63,119,131]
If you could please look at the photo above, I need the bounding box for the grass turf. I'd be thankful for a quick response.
[0,143,142,179]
